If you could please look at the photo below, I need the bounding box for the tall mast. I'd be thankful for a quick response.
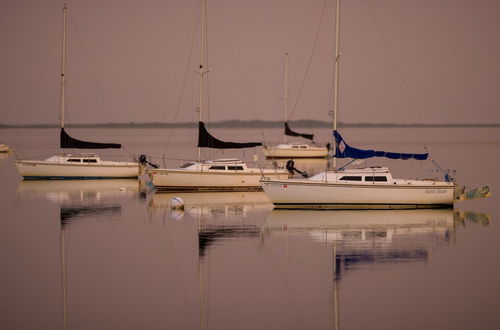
[60,4,68,129]
[198,0,206,162]
[332,0,341,169]
[284,52,289,144]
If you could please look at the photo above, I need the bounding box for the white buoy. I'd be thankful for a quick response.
[170,197,185,210]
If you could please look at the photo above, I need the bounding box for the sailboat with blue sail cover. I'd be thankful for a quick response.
[15,5,138,180]
[260,0,489,209]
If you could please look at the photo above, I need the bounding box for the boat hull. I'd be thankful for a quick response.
[15,160,139,179]
[0,144,10,153]
[263,147,328,158]
[148,169,290,192]
[260,179,455,209]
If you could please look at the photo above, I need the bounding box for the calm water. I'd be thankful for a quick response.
[0,126,499,330]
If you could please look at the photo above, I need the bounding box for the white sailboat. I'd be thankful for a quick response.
[146,0,288,191]
[15,5,138,180]
[263,53,328,159]
[260,0,489,209]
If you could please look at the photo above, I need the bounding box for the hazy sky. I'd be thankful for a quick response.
[1,0,499,125]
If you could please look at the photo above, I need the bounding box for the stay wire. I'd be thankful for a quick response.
[210,0,266,143]
[273,0,323,123]
[288,0,328,121]
[161,4,200,161]
[363,0,430,149]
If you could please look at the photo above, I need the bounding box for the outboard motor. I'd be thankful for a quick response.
[286,159,309,178]
[139,154,159,169]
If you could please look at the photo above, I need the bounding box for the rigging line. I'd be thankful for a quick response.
[270,0,324,145]
[204,0,210,126]
[210,0,266,142]
[67,14,109,123]
[363,0,430,147]
[161,4,200,159]
[287,0,324,120]
[288,0,328,120]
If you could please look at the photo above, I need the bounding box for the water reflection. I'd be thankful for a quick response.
[53,189,491,330]
[149,191,272,221]
[17,179,145,204]
[262,209,490,277]
[0,152,11,161]
[17,179,147,230]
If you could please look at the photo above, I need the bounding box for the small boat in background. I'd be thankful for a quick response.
[263,140,328,159]
[0,144,10,153]
[263,53,328,159]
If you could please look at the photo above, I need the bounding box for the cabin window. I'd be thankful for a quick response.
[67,159,81,162]
[209,166,226,170]
[365,176,388,182]
[228,166,244,171]
[300,146,307,149]
[365,231,387,239]
[292,146,299,149]
[339,176,362,181]
[83,159,97,163]
[181,162,195,168]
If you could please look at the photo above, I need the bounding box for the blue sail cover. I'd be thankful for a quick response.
[333,130,428,160]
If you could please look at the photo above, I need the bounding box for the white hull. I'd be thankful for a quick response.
[261,167,455,209]
[147,159,289,191]
[15,155,139,179]
[261,179,454,209]
[263,144,328,158]
[149,168,289,191]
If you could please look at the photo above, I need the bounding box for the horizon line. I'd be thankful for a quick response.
[1,120,499,129]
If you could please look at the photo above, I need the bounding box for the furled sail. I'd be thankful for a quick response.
[334,130,428,160]
[197,122,262,149]
[284,122,314,140]
[60,128,121,149]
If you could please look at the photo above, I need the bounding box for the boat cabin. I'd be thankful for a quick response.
[310,166,395,183]
[45,153,102,164]
[276,143,311,150]
[180,159,249,172]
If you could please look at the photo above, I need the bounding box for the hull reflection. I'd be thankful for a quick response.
[262,209,489,276]
[16,179,144,203]
[149,191,272,221]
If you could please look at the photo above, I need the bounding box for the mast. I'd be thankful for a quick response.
[60,4,68,129]
[332,0,341,169]
[284,52,289,144]
[198,0,206,162]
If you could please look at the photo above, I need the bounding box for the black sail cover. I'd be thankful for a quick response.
[60,128,121,149]
[197,121,262,149]
[284,122,314,140]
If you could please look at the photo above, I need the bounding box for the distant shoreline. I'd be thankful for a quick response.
[1,120,499,129]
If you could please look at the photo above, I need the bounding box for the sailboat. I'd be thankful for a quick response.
[146,0,289,192]
[260,0,489,209]
[263,53,329,159]
[15,5,139,180]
